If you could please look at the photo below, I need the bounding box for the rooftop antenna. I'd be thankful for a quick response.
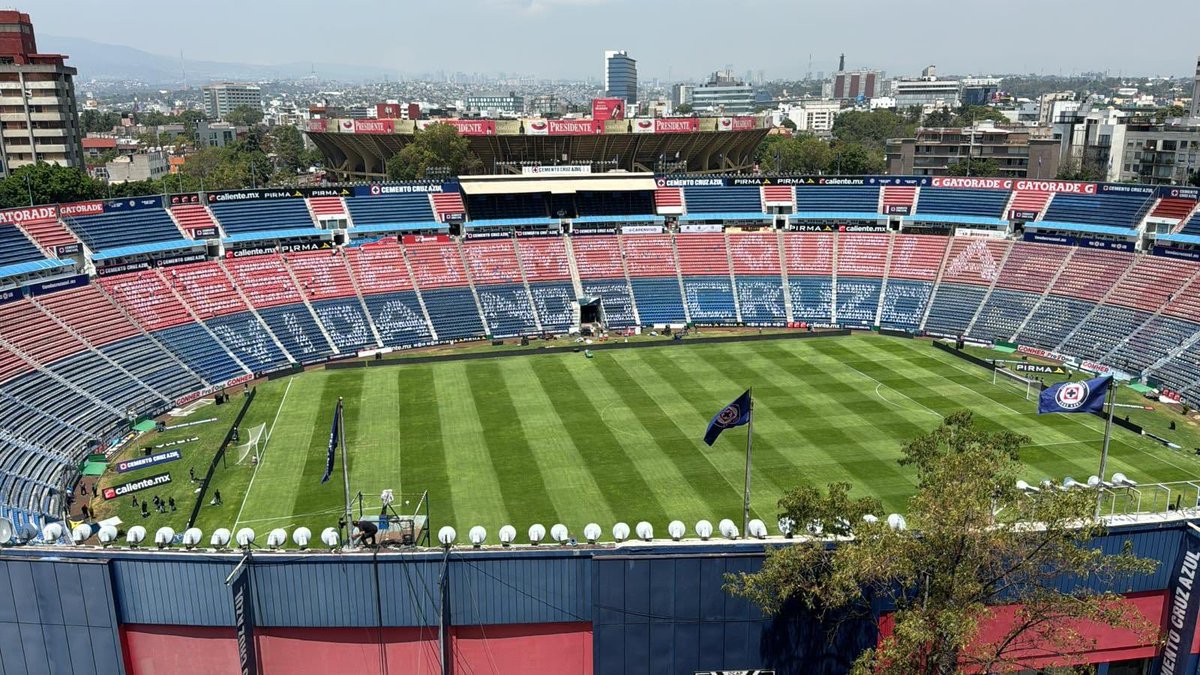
[839,53,845,72]
[180,50,186,89]
[807,53,813,81]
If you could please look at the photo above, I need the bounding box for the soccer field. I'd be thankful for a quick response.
[100,334,1200,540]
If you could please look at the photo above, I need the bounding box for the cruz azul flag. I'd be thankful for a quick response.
[320,399,342,484]
[1038,375,1112,415]
[704,390,752,446]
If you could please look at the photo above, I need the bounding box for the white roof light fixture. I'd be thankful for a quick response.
[126,525,146,547]
[211,528,231,549]
[550,524,570,544]
[887,514,907,531]
[635,521,653,541]
[468,526,487,547]
[267,528,288,550]
[583,523,602,544]
[498,525,517,546]
[320,527,339,550]
[235,528,256,549]
[182,528,204,549]
[154,527,175,549]
[1015,480,1039,493]
[292,527,312,549]
[695,520,713,540]
[528,524,546,545]
[1112,472,1138,487]
[41,522,64,542]
[718,519,739,540]
[437,526,457,548]
[777,517,795,538]
[612,522,630,543]
[98,525,119,546]
[667,520,685,541]
[747,519,767,539]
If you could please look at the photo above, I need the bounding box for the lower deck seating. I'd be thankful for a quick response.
[48,351,153,413]
[581,281,636,328]
[362,292,433,348]
[153,323,247,385]
[629,277,686,325]
[683,276,737,324]
[206,311,289,373]
[256,304,334,363]
[422,287,485,341]
[835,277,881,326]
[924,283,987,336]
[529,283,575,333]
[1060,305,1152,363]
[1108,316,1200,376]
[969,288,1041,343]
[101,335,203,399]
[735,276,786,325]
[311,298,378,353]
[789,277,832,323]
[880,281,932,329]
[1157,349,1200,395]
[1014,296,1095,349]
[476,284,538,337]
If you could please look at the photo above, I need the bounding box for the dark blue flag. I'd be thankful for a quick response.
[704,390,752,446]
[321,400,341,484]
[1038,375,1112,415]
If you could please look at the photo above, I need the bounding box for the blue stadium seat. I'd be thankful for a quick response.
[363,292,433,348]
[629,277,686,324]
[1014,296,1096,351]
[476,284,539,337]
[1042,193,1151,228]
[683,276,737,324]
[835,277,881,327]
[795,186,879,212]
[968,288,1041,344]
[529,282,575,333]
[915,188,1008,218]
[345,193,435,225]
[206,311,289,373]
[0,226,46,267]
[1060,305,1152,363]
[879,280,932,330]
[735,276,786,325]
[576,191,655,217]
[1180,212,1200,236]
[312,298,378,353]
[47,351,155,413]
[211,199,315,234]
[422,287,486,341]
[788,277,832,323]
[67,209,182,251]
[923,283,987,336]
[155,323,248,384]
[682,186,762,213]
[581,281,636,328]
[1110,316,1200,376]
[257,304,336,363]
[100,335,204,399]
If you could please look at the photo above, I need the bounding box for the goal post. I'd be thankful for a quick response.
[993,366,1039,401]
[235,423,266,465]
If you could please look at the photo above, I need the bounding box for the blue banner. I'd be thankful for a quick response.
[1152,528,1200,675]
[231,565,258,675]
[321,399,341,484]
[704,389,752,446]
[25,274,88,297]
[1154,245,1200,262]
[104,196,164,213]
[1038,376,1112,414]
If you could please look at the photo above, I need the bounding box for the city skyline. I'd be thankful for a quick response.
[32,0,1200,82]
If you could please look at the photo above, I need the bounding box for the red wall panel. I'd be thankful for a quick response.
[454,622,593,675]
[121,625,241,675]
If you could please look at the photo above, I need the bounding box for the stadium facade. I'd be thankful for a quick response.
[3,173,1200,672]
[304,117,769,180]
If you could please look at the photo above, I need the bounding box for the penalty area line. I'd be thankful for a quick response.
[232,378,293,531]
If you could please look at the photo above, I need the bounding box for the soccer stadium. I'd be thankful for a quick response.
[3,166,1200,672]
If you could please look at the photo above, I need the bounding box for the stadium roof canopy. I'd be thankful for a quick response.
[1157,232,1200,246]
[92,238,201,261]
[1032,221,1138,237]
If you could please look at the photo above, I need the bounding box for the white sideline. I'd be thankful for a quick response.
[231,378,293,531]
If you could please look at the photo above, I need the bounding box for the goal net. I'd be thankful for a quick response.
[235,423,267,465]
[993,367,1039,401]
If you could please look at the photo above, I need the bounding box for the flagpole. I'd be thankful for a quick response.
[1095,379,1116,518]
[338,397,353,548]
[743,387,753,537]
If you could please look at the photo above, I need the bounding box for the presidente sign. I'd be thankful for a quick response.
[116,450,182,473]
[102,472,172,500]
[525,119,604,136]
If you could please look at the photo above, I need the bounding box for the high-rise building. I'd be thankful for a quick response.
[1191,55,1200,120]
[604,50,637,104]
[201,83,262,121]
[0,10,83,177]
[691,70,756,114]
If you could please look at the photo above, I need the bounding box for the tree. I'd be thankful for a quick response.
[726,411,1157,675]
[1057,157,1108,182]
[0,163,104,209]
[386,123,483,180]
[832,110,916,152]
[953,105,1008,126]
[780,117,797,131]
[224,105,264,127]
[675,103,693,115]
[946,157,1001,177]
[768,134,833,174]
[830,140,885,175]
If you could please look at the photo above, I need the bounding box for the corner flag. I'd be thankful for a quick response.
[320,399,342,484]
[1038,375,1112,415]
[704,390,752,446]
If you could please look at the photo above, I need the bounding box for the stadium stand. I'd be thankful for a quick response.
[729,232,785,324]
[516,237,575,332]
[1008,189,1052,219]
[431,191,466,222]
[794,185,879,213]
[0,225,48,267]
[287,249,359,301]
[834,233,889,327]
[345,192,435,226]
[310,298,378,352]
[969,242,1070,343]
[209,198,315,234]
[783,232,834,322]
[462,239,540,336]
[682,186,761,214]
[1179,211,1200,236]
[914,187,1008,218]
[879,234,946,330]
[223,255,335,361]
[405,237,470,289]
[171,204,221,238]
[1013,249,1131,349]
[1150,197,1196,221]
[1042,191,1152,228]
[654,187,684,214]
[572,235,636,328]
[165,261,248,318]
[922,238,1009,336]
[65,207,184,251]
[622,234,686,324]
[343,237,434,347]
[308,196,346,218]
[882,186,917,214]
[676,233,736,324]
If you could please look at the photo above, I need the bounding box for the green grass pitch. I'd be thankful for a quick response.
[94,334,1200,539]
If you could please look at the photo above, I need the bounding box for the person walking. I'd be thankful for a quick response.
[168,497,176,512]
[211,489,222,506]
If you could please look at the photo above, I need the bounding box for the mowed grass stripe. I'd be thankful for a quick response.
[295,370,365,518]
[432,362,510,529]
[392,366,452,522]
[563,353,713,522]
[494,358,616,527]
[464,361,557,527]
[528,358,668,527]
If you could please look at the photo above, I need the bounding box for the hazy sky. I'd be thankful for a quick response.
[32,0,1200,81]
